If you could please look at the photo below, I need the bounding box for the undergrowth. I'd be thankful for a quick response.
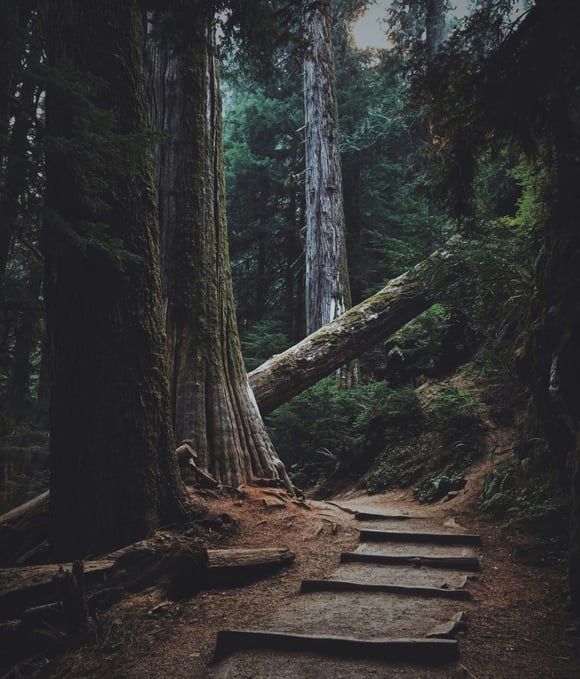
[266,376,486,503]
[265,378,394,497]
[363,383,486,502]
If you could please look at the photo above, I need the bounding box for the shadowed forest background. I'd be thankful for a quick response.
[1,0,580,672]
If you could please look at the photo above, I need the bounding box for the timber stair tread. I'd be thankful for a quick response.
[354,511,426,521]
[214,630,459,664]
[340,551,480,571]
[212,509,481,676]
[300,578,471,599]
[359,528,481,545]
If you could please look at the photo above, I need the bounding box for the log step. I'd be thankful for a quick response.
[340,552,479,571]
[354,512,419,521]
[359,529,481,546]
[214,630,459,664]
[207,547,295,570]
[300,579,470,600]
[206,547,295,585]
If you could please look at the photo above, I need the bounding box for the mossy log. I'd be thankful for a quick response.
[0,545,295,620]
[249,245,457,415]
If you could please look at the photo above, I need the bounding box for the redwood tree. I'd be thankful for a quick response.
[147,4,292,490]
[302,0,353,336]
[45,0,186,559]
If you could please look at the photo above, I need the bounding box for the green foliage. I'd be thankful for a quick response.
[265,378,395,493]
[337,47,436,298]
[268,370,485,504]
[389,304,450,346]
[507,153,555,231]
[224,1,439,341]
[418,218,536,366]
[239,320,290,371]
[424,384,481,433]
[362,381,485,502]
[376,303,477,389]
[224,72,304,331]
[477,454,557,519]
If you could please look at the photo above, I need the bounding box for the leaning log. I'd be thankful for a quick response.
[249,244,457,415]
[0,491,50,567]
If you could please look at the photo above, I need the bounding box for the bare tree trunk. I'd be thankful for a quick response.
[147,6,292,492]
[425,0,446,251]
[426,0,445,58]
[0,1,39,280]
[302,0,353,335]
[3,261,42,430]
[250,244,457,415]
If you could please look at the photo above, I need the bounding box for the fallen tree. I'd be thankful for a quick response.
[0,542,294,671]
[249,244,457,415]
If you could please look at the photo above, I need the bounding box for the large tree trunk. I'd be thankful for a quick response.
[250,245,456,415]
[147,5,292,491]
[44,0,186,560]
[302,0,353,337]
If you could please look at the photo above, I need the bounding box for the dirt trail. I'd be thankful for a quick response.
[43,473,580,679]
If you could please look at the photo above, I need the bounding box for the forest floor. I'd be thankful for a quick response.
[37,445,580,679]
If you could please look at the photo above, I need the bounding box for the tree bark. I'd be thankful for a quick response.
[426,0,445,58]
[147,5,292,492]
[302,0,353,336]
[44,0,187,560]
[250,244,457,415]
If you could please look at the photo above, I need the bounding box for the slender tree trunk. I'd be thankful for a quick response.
[147,6,292,491]
[302,0,353,335]
[284,164,305,343]
[35,329,50,417]
[426,0,445,58]
[425,0,446,252]
[45,0,186,560]
[4,261,42,430]
[0,0,38,280]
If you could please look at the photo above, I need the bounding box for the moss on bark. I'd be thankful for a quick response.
[148,6,292,492]
[45,0,186,560]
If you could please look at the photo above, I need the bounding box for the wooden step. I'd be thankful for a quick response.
[340,552,479,571]
[300,579,470,600]
[359,529,481,546]
[214,629,459,664]
[354,512,417,521]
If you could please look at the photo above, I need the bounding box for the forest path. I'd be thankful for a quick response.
[45,478,580,678]
[210,502,481,678]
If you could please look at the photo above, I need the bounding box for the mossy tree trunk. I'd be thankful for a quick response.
[44,0,187,560]
[249,244,460,415]
[523,146,580,610]
[147,5,292,491]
